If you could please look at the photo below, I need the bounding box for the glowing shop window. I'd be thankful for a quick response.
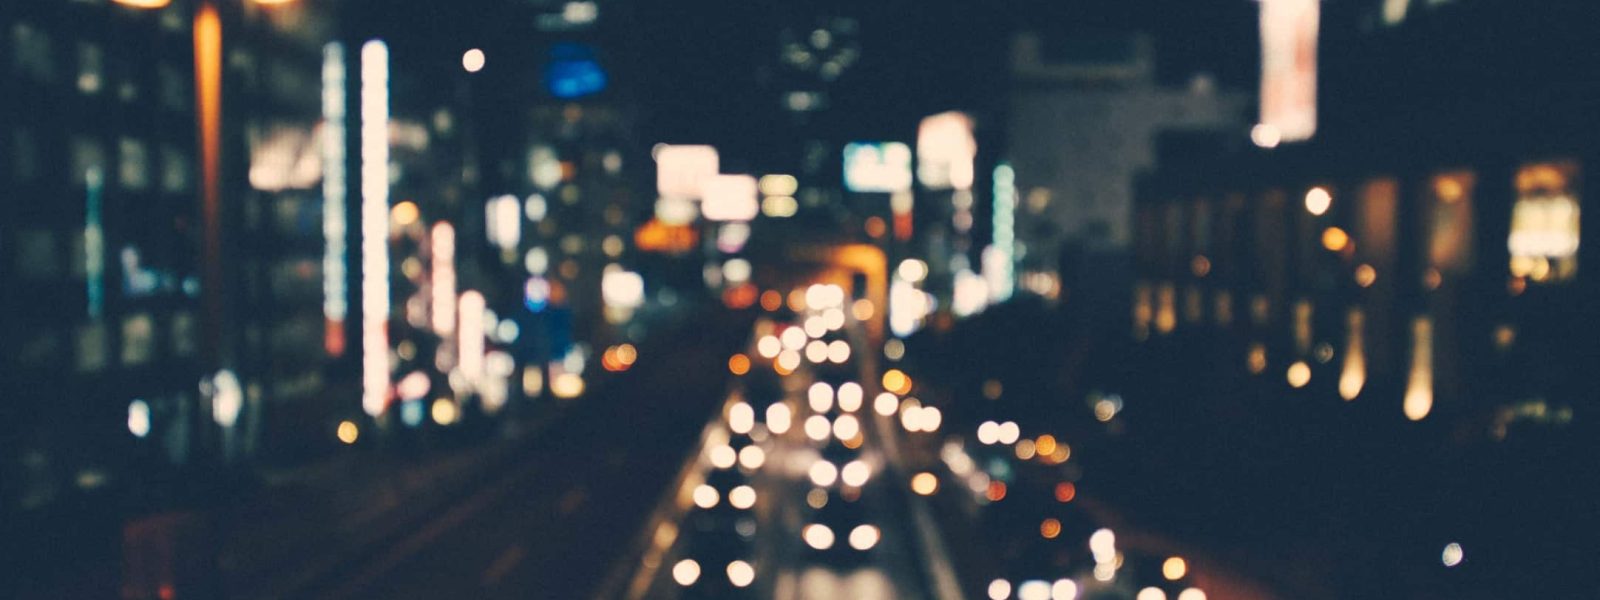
[1427,171,1475,275]
[1509,161,1580,283]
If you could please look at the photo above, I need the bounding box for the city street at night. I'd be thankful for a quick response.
[5,1,1600,599]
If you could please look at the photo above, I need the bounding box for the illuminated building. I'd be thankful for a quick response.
[0,0,337,570]
[466,0,647,392]
[1006,30,1247,305]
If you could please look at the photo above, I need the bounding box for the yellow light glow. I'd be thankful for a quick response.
[765,403,792,434]
[1155,283,1177,334]
[523,367,544,396]
[803,524,835,550]
[729,485,757,509]
[693,484,719,509]
[728,353,751,375]
[874,392,898,416]
[708,445,737,469]
[1354,263,1377,287]
[1322,226,1349,252]
[911,472,939,495]
[1286,361,1311,388]
[1404,316,1434,421]
[1293,299,1314,355]
[1041,518,1062,539]
[336,420,359,444]
[1035,435,1058,457]
[1339,308,1366,401]
[1015,439,1037,460]
[1305,187,1332,216]
[759,174,798,196]
[462,48,485,73]
[726,560,755,587]
[1163,556,1187,580]
[113,0,173,8]
[882,369,912,395]
[806,488,828,509]
[1247,343,1268,374]
[431,398,458,425]
[983,379,1003,400]
[551,373,585,399]
[672,559,700,586]
[851,298,875,320]
[848,525,880,551]
[837,382,864,412]
[728,402,755,435]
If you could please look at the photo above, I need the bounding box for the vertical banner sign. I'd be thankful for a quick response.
[360,40,391,417]
[1259,0,1318,143]
[322,42,348,357]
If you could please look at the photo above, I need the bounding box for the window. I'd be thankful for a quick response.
[78,322,109,372]
[77,41,104,94]
[158,63,187,112]
[119,138,150,191]
[171,311,197,357]
[115,56,139,103]
[121,313,157,366]
[1509,161,1580,283]
[16,229,60,278]
[70,136,107,185]
[161,144,192,193]
[1427,171,1475,275]
[13,23,55,83]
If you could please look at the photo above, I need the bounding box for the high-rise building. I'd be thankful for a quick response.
[1006,31,1248,301]
[0,0,336,573]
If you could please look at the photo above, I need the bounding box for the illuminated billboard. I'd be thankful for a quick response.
[843,142,912,193]
[917,112,976,190]
[1259,0,1318,143]
[655,144,718,199]
[701,174,759,222]
[1510,161,1581,283]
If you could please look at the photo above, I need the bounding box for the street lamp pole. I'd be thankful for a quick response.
[194,0,225,363]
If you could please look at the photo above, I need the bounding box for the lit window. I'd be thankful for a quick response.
[119,138,150,190]
[171,311,197,357]
[78,322,109,372]
[121,313,157,365]
[77,41,104,94]
[1427,171,1475,275]
[1509,161,1580,283]
[159,63,187,111]
[161,144,192,193]
[70,136,107,184]
[1381,0,1410,26]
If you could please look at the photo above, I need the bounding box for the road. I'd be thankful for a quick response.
[283,313,750,600]
[604,299,960,600]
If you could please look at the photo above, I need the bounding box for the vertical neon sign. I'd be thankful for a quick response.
[322,42,348,357]
[360,40,391,417]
